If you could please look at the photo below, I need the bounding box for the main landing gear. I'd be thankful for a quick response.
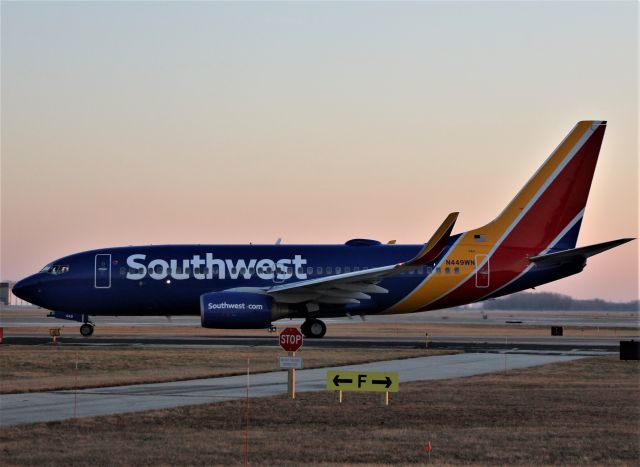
[80,322,95,337]
[301,318,326,339]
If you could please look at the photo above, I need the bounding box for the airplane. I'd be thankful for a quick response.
[12,120,634,338]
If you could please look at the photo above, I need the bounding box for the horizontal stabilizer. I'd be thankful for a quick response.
[529,238,635,266]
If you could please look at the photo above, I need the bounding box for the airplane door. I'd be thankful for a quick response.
[95,254,111,288]
[475,254,490,288]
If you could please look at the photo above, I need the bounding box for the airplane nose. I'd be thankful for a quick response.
[12,275,41,304]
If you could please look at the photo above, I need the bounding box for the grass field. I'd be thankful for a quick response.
[1,356,638,465]
[0,345,448,393]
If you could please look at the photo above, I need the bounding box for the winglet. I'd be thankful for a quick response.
[404,212,459,266]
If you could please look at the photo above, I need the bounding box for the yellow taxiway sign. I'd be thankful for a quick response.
[326,370,399,393]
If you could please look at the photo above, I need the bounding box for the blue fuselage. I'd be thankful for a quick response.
[14,243,431,317]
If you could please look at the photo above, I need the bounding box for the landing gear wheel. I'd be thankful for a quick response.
[80,323,94,337]
[302,319,326,338]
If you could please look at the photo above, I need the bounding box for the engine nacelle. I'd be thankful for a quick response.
[200,291,276,329]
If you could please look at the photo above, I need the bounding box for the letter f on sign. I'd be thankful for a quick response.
[358,374,366,388]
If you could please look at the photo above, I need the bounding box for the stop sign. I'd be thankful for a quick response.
[279,327,303,352]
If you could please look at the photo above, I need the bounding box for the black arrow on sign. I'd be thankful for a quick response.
[372,377,392,388]
[332,374,353,387]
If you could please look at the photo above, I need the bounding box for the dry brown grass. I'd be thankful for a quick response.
[0,345,449,394]
[1,356,638,465]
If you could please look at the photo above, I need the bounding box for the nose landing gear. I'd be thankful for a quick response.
[48,311,95,337]
[301,318,326,338]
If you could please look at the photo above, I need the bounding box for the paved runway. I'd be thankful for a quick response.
[2,306,639,328]
[0,353,581,427]
[1,334,626,354]
[2,305,636,353]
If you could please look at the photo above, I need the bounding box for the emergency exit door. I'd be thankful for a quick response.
[475,254,490,288]
[95,254,111,288]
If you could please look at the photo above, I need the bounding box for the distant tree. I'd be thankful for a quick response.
[483,292,639,311]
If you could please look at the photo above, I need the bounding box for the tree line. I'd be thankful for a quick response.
[482,292,639,311]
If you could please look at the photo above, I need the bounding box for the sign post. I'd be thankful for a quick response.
[288,351,296,399]
[279,327,303,399]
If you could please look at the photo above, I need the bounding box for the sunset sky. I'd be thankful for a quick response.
[1,1,638,301]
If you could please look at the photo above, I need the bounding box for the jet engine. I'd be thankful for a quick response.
[200,291,287,329]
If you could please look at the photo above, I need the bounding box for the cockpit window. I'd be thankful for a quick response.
[40,264,70,275]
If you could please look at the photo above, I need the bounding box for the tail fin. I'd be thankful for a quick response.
[477,120,606,254]
[383,121,610,313]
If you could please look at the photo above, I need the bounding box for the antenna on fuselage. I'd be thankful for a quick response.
[275,238,282,245]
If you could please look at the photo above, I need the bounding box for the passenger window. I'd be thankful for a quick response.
[119,267,126,275]
[231,268,237,275]
[445,267,451,274]
[316,266,323,275]
[297,268,303,275]
[326,267,332,274]
[344,267,351,273]
[249,268,255,275]
[454,267,460,274]
[335,267,342,274]
[307,267,314,275]
[436,267,441,274]
[354,266,360,272]
[426,267,432,274]
[240,268,246,275]
[212,267,218,275]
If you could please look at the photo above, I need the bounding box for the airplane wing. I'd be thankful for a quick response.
[529,238,635,266]
[264,213,459,305]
